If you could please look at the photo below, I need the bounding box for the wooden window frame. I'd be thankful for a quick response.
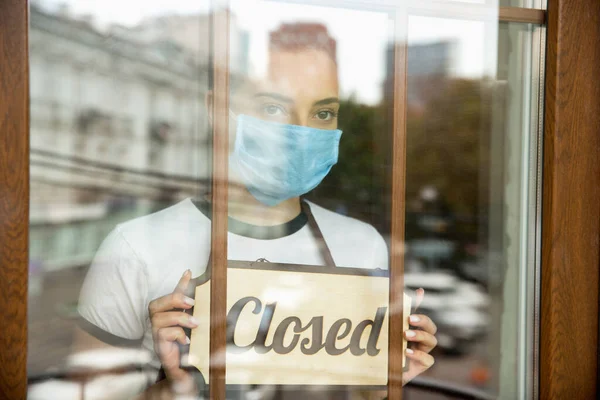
[209,7,230,399]
[540,0,599,397]
[0,0,29,398]
[1,0,598,398]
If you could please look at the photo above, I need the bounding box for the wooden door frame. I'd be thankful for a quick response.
[1,0,598,399]
[539,0,600,397]
[0,0,29,399]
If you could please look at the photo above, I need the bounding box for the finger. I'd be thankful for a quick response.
[148,292,195,316]
[151,311,200,331]
[408,314,437,335]
[175,269,191,294]
[405,329,437,353]
[414,288,425,311]
[157,327,190,346]
[158,340,188,383]
[406,348,435,370]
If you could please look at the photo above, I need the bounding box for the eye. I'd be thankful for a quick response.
[314,110,337,121]
[261,104,287,117]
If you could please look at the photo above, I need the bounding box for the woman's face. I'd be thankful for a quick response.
[231,48,340,130]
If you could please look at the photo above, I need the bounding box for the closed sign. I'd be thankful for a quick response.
[188,262,411,386]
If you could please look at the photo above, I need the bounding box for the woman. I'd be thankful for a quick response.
[76,22,437,398]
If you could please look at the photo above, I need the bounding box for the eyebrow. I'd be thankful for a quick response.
[254,92,340,107]
[254,92,294,103]
[313,97,340,107]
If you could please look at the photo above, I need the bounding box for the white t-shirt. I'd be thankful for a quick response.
[78,198,389,367]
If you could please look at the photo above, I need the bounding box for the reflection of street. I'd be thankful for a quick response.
[28,266,88,376]
[29,266,491,398]
[410,341,490,398]
[404,270,489,356]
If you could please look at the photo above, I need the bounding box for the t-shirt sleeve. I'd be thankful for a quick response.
[78,226,149,346]
[370,227,389,271]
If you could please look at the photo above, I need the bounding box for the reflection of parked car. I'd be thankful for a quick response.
[457,249,503,290]
[408,238,457,271]
[404,271,489,356]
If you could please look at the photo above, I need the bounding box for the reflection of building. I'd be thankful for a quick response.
[377,41,456,240]
[407,41,455,77]
[384,41,456,108]
[111,12,250,75]
[407,41,456,108]
[29,4,211,271]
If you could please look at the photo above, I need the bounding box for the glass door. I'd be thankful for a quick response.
[0,0,592,399]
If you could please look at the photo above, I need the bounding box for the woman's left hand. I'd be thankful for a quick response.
[402,290,437,385]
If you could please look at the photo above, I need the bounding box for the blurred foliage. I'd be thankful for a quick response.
[306,96,386,225]
[308,78,492,243]
[405,79,490,219]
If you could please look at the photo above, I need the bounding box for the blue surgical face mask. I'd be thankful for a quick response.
[230,114,342,206]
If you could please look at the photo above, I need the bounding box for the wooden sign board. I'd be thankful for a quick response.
[188,261,411,386]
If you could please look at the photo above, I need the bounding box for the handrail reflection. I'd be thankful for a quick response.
[406,376,494,400]
[27,364,155,385]
[31,148,203,183]
[29,369,494,400]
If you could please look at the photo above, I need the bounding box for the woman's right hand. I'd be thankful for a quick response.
[148,269,199,393]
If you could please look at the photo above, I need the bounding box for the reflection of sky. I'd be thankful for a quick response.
[40,0,210,25]
[232,0,390,105]
[42,0,497,105]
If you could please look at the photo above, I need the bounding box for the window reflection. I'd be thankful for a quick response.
[401,16,496,396]
[28,1,540,400]
[28,2,211,390]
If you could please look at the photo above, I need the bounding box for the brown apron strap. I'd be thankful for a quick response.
[301,200,336,268]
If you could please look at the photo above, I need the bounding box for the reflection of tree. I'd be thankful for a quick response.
[306,98,386,227]
[406,78,489,219]
[308,78,491,246]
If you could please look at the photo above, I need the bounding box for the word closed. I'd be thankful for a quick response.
[227,296,387,357]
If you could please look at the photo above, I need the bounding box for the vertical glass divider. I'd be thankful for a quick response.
[209,2,230,399]
[388,7,409,399]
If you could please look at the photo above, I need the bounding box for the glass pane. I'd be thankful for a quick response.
[402,15,542,400]
[28,1,543,399]
[28,0,210,398]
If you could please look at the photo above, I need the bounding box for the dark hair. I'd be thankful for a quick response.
[269,23,337,64]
